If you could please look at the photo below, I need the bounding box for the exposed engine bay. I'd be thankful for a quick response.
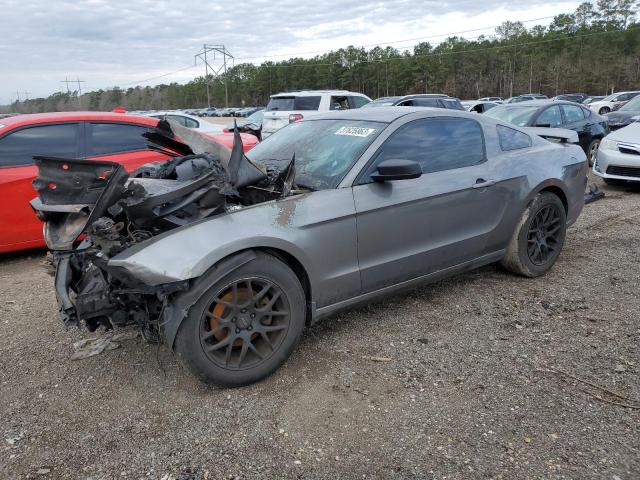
[30,120,297,340]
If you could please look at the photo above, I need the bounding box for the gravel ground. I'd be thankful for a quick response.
[1,176,639,479]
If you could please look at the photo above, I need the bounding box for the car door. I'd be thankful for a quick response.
[0,123,82,251]
[85,122,172,173]
[560,104,591,151]
[352,117,509,293]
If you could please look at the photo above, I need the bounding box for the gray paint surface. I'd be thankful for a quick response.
[110,108,587,318]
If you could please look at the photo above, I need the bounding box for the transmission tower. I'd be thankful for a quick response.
[194,44,234,108]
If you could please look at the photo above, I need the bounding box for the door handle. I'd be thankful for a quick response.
[472,178,496,189]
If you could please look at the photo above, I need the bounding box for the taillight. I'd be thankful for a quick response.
[289,113,304,123]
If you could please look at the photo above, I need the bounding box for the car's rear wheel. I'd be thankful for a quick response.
[174,252,306,386]
[501,192,567,277]
[598,107,610,114]
[587,138,600,166]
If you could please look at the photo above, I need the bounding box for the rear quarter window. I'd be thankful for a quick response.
[497,125,532,151]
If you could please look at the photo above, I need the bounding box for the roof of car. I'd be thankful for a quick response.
[270,90,367,97]
[498,100,584,108]
[308,106,481,123]
[0,111,158,130]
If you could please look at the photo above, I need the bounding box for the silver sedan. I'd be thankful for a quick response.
[35,108,587,386]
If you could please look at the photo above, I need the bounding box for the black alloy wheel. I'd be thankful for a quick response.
[526,204,563,266]
[199,277,290,370]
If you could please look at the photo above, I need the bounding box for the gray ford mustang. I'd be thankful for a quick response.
[32,108,587,386]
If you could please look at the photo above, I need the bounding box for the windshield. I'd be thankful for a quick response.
[247,119,384,190]
[601,93,618,102]
[620,96,640,111]
[484,106,539,126]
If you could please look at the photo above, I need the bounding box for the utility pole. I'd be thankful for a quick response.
[195,44,234,108]
[61,77,71,93]
[21,91,31,101]
[75,78,86,96]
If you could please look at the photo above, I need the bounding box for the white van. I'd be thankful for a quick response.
[261,90,371,138]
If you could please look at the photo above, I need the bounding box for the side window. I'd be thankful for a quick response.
[183,117,199,128]
[166,115,188,127]
[497,125,532,151]
[535,106,563,127]
[369,118,485,175]
[561,105,585,123]
[413,98,441,108]
[89,123,150,156]
[0,123,80,167]
[629,92,640,100]
[330,96,351,110]
[293,96,321,110]
[350,96,370,108]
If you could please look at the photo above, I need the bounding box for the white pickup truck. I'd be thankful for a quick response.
[261,90,371,138]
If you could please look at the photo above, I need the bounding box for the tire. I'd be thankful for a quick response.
[604,178,626,186]
[587,138,600,167]
[501,192,567,278]
[598,107,610,115]
[174,252,306,386]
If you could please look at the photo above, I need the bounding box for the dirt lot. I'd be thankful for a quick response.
[1,176,639,479]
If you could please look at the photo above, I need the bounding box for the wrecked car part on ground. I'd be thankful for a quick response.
[35,110,588,387]
[31,119,297,337]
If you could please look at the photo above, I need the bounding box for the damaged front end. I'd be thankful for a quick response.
[32,120,296,340]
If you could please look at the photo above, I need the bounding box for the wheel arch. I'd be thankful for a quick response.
[162,245,314,349]
[529,180,569,214]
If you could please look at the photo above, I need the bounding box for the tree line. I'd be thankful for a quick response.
[3,0,639,114]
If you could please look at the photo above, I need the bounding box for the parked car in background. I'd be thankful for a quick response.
[478,96,503,102]
[261,90,371,138]
[505,94,548,103]
[142,111,224,134]
[593,122,640,185]
[363,94,464,110]
[485,100,609,164]
[0,112,257,254]
[226,109,264,140]
[603,95,640,131]
[588,91,640,114]
[461,100,499,113]
[36,106,587,386]
[582,96,605,105]
[552,93,588,103]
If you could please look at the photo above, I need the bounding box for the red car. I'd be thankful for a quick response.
[0,112,258,253]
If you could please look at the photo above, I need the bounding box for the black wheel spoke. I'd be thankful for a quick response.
[526,202,564,266]
[199,277,291,370]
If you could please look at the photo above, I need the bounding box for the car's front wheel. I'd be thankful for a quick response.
[501,192,567,277]
[599,107,610,114]
[587,138,600,166]
[174,252,306,386]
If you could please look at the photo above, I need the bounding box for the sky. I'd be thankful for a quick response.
[0,0,584,105]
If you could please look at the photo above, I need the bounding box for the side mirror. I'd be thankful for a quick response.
[371,159,422,182]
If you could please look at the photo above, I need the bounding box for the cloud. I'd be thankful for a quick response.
[0,0,582,104]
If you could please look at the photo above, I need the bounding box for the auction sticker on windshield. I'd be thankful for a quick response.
[335,126,376,137]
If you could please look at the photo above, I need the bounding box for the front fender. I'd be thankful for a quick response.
[108,203,316,286]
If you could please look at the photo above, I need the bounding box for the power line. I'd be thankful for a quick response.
[233,15,558,61]
[253,26,637,69]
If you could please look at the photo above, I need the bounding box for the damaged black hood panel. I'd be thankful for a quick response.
[30,118,294,252]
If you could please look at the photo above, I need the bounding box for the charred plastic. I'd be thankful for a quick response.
[31,119,297,338]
